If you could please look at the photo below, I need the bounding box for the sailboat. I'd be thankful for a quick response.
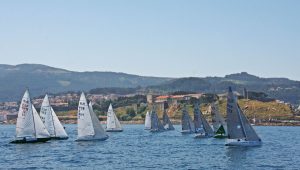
[11,90,51,144]
[40,95,68,140]
[150,110,165,132]
[194,103,214,138]
[226,87,262,146]
[144,111,151,130]
[106,104,123,132]
[181,106,195,134]
[211,102,228,138]
[77,92,109,141]
[162,109,175,130]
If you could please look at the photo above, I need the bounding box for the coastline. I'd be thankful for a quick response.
[2,120,300,126]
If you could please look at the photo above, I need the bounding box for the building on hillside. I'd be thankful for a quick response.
[155,94,197,107]
[6,113,18,121]
[147,94,154,104]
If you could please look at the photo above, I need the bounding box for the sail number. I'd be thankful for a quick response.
[21,99,29,117]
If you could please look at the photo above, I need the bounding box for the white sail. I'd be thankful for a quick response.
[106,104,122,131]
[16,90,35,138]
[88,103,108,139]
[77,93,95,140]
[51,108,68,138]
[144,111,151,130]
[32,105,50,138]
[40,95,68,138]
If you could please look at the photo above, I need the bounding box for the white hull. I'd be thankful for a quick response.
[225,139,262,146]
[76,135,109,141]
[194,133,213,139]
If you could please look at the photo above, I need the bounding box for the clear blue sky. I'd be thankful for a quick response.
[0,0,299,80]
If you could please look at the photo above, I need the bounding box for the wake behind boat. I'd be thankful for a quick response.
[40,94,68,140]
[225,87,262,146]
[106,104,123,132]
[11,90,51,144]
[77,92,109,141]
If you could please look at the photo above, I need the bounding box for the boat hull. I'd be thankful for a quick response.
[51,136,69,140]
[10,137,51,144]
[225,139,262,146]
[106,129,123,132]
[150,129,165,133]
[194,134,213,139]
[76,135,109,141]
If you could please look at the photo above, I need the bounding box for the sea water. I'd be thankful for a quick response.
[0,125,299,169]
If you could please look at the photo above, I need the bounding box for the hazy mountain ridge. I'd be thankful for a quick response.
[149,72,300,104]
[0,64,299,104]
[0,64,171,101]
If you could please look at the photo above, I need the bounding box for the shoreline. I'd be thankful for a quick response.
[2,120,300,126]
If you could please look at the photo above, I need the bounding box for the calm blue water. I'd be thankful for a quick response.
[0,124,299,169]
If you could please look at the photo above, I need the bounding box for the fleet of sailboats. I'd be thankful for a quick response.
[40,95,68,140]
[76,92,108,141]
[10,87,262,147]
[106,104,123,132]
[11,90,51,143]
[225,87,262,146]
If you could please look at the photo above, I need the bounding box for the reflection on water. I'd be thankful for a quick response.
[226,147,249,169]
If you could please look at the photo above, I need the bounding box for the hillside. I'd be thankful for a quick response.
[0,64,170,101]
[1,64,300,104]
[148,72,300,104]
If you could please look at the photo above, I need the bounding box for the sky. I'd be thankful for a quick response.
[0,0,299,80]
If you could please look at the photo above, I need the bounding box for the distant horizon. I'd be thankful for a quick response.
[1,63,299,81]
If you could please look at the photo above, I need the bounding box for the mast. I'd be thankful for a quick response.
[32,104,37,138]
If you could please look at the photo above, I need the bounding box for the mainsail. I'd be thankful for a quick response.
[15,90,50,140]
[77,92,108,141]
[227,87,261,141]
[144,111,151,130]
[181,106,195,133]
[40,95,68,139]
[211,102,227,136]
[194,103,214,136]
[16,90,35,138]
[162,110,175,130]
[106,104,123,132]
[150,110,165,132]
[77,92,95,139]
